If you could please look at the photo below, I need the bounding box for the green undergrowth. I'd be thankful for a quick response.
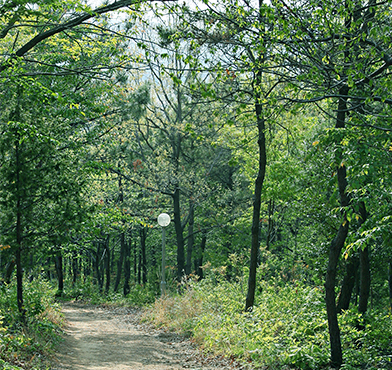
[144,275,392,370]
[0,278,63,370]
[57,276,157,306]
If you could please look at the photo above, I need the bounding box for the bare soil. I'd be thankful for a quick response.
[51,302,246,370]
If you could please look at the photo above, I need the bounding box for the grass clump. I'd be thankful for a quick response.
[0,278,63,370]
[144,274,392,370]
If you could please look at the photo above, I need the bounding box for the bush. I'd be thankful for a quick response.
[0,277,63,370]
[144,274,392,370]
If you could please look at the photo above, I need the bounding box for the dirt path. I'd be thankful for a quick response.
[51,302,244,370]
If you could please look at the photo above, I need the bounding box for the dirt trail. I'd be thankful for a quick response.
[52,302,244,370]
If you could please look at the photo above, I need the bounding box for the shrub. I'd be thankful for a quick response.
[0,277,63,370]
[144,274,392,370]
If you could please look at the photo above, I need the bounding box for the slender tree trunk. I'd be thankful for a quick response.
[94,242,103,292]
[72,251,78,285]
[173,187,185,281]
[114,232,125,293]
[5,260,15,284]
[325,222,348,368]
[358,246,370,314]
[104,236,111,294]
[337,254,359,313]
[266,199,274,250]
[337,201,367,313]
[15,243,25,320]
[389,261,392,311]
[186,201,194,275]
[55,253,64,296]
[195,232,207,280]
[114,173,125,293]
[245,63,267,312]
[357,202,370,315]
[137,244,141,285]
[140,227,147,284]
[123,232,131,297]
[133,235,137,282]
[15,122,26,320]
[325,85,350,369]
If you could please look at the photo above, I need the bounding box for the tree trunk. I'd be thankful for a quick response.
[72,251,78,285]
[266,199,274,250]
[325,221,348,368]
[104,236,111,294]
[325,85,350,369]
[137,244,141,285]
[123,232,131,297]
[94,242,103,292]
[5,260,15,284]
[15,244,25,321]
[194,232,207,280]
[337,254,359,313]
[133,235,137,282]
[186,201,195,275]
[114,232,125,293]
[173,187,185,281]
[55,253,64,295]
[245,63,267,312]
[337,201,368,314]
[140,226,147,284]
[358,246,370,314]
[389,261,392,311]
[15,124,25,320]
[114,173,125,293]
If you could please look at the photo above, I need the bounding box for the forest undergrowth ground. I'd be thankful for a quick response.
[1,276,392,370]
[51,301,246,370]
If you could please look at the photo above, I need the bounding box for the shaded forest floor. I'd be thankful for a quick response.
[51,302,246,370]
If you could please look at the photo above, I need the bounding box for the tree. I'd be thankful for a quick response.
[0,0,154,316]
[271,0,392,366]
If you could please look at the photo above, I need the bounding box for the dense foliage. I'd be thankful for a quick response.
[0,0,391,368]
[0,279,63,369]
[145,272,392,370]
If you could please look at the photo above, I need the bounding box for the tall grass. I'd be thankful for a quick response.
[0,278,63,370]
[143,275,392,370]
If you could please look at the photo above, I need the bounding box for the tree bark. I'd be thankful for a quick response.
[55,253,64,296]
[357,202,370,315]
[337,254,359,313]
[245,64,267,312]
[389,261,392,311]
[123,232,131,297]
[104,236,111,294]
[266,199,274,250]
[186,201,195,275]
[72,251,78,285]
[114,232,125,293]
[325,221,348,368]
[194,232,206,280]
[358,246,370,314]
[325,85,350,369]
[139,227,147,284]
[173,187,185,281]
[14,94,25,321]
[133,236,137,283]
[94,242,103,292]
[138,251,142,284]
[5,260,15,284]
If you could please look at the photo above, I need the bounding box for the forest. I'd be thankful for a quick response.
[0,0,391,369]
